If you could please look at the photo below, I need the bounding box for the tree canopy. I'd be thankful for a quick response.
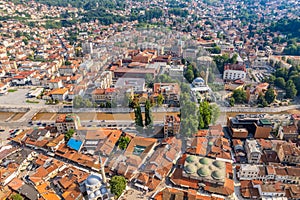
[11,194,23,200]
[134,104,143,128]
[145,100,153,127]
[272,64,300,99]
[285,80,297,99]
[118,136,130,150]
[198,101,212,129]
[110,176,126,198]
[232,89,247,104]
[64,129,75,141]
[265,88,276,104]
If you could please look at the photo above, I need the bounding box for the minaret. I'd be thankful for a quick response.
[205,67,209,86]
[99,153,107,184]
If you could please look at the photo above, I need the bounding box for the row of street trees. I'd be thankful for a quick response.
[134,99,153,133]
[133,74,220,136]
[180,82,220,137]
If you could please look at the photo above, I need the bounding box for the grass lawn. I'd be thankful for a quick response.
[8,89,18,92]
[26,100,39,104]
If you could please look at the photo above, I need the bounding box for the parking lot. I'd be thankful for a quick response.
[0,88,45,107]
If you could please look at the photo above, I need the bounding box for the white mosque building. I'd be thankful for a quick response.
[85,173,110,200]
[191,77,211,93]
[190,77,213,102]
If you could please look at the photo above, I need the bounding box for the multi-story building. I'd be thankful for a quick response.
[115,78,145,92]
[48,78,63,89]
[58,65,77,76]
[153,83,180,107]
[82,42,93,54]
[245,139,262,164]
[169,65,184,79]
[223,64,246,81]
[183,48,198,60]
[275,167,300,184]
[94,71,113,89]
[275,143,300,164]
[50,88,69,101]
[278,125,299,141]
[255,183,286,198]
[164,115,180,138]
[91,88,117,103]
[55,114,80,134]
[227,114,272,138]
[239,164,259,180]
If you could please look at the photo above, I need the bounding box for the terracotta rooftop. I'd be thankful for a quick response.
[7,178,24,191]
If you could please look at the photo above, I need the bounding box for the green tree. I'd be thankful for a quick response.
[180,117,198,137]
[229,97,235,107]
[267,75,276,84]
[105,101,112,108]
[73,96,83,108]
[210,103,220,125]
[265,88,276,104]
[145,74,154,88]
[65,129,75,141]
[157,94,164,106]
[22,38,28,45]
[285,80,297,99]
[134,104,143,128]
[11,194,23,200]
[184,69,194,83]
[180,82,191,94]
[122,93,132,107]
[65,60,72,65]
[232,89,247,104]
[210,46,221,54]
[84,99,93,108]
[15,30,22,37]
[180,99,199,137]
[290,75,300,92]
[275,68,288,79]
[198,101,212,129]
[144,100,153,127]
[213,54,230,74]
[110,176,126,198]
[257,93,268,107]
[155,74,176,83]
[118,136,130,150]
[274,77,286,89]
[229,53,238,64]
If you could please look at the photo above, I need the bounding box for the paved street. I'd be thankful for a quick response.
[0,126,12,146]
[232,165,245,200]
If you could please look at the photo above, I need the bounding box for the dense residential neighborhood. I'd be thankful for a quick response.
[0,0,300,199]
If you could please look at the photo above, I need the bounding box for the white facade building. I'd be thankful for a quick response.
[223,64,246,81]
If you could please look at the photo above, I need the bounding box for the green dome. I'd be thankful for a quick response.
[199,157,210,165]
[211,170,224,180]
[213,160,225,168]
[186,155,196,163]
[197,167,210,177]
[185,165,197,174]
